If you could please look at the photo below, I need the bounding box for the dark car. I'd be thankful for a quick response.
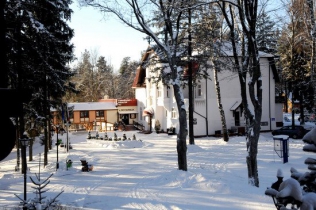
[272,125,308,139]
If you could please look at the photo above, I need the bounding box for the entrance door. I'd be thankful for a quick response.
[234,111,240,126]
[121,114,129,125]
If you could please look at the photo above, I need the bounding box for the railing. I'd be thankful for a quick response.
[133,121,145,131]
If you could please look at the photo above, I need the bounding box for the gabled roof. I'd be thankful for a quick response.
[132,48,153,88]
[132,66,146,88]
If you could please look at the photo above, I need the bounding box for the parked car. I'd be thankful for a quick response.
[272,125,308,139]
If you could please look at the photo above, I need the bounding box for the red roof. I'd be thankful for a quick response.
[132,49,153,88]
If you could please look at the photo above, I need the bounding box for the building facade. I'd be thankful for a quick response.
[132,49,283,136]
[51,99,138,131]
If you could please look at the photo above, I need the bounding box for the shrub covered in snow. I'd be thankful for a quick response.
[265,128,316,210]
[265,127,316,209]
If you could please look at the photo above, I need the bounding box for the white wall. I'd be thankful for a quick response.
[135,55,281,136]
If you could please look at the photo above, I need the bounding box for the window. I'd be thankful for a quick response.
[80,111,89,118]
[96,110,104,117]
[157,86,162,97]
[196,84,202,98]
[130,113,136,119]
[166,86,170,98]
[80,111,89,122]
[171,107,176,119]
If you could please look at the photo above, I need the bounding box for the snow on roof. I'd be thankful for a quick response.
[68,102,117,111]
[230,100,242,111]
[216,41,274,58]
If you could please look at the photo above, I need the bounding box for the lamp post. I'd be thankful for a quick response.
[52,125,65,170]
[19,134,30,210]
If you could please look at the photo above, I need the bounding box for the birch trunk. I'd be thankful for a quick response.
[212,59,229,142]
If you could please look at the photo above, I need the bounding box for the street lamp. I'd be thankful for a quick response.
[19,134,30,210]
[53,125,65,170]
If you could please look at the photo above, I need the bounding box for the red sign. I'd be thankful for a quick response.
[117,99,137,106]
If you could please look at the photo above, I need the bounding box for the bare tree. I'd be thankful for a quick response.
[218,0,262,187]
[79,0,192,170]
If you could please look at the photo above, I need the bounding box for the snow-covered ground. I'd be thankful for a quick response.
[0,130,312,209]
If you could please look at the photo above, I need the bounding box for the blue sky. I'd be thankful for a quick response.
[68,3,148,71]
[68,2,286,71]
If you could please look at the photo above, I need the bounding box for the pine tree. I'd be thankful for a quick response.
[256,10,278,54]
[15,154,63,209]
[69,50,116,102]
[5,0,74,166]
[278,0,314,122]
[117,57,138,99]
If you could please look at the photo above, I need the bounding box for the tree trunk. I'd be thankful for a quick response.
[44,118,48,166]
[16,129,20,171]
[213,59,229,142]
[48,123,52,150]
[299,91,304,125]
[246,105,261,187]
[246,145,259,186]
[173,84,188,171]
[29,138,33,161]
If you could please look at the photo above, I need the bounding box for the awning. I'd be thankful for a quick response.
[143,107,154,117]
[230,100,242,111]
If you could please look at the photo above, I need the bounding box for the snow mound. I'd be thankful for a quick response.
[300,193,316,210]
[303,144,316,152]
[277,178,303,202]
[187,145,205,153]
[302,127,316,145]
[0,174,17,190]
[103,140,145,149]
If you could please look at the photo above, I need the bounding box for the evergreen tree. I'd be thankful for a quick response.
[69,50,115,102]
[5,0,75,166]
[117,57,137,99]
[15,154,63,209]
[278,0,314,122]
[256,9,279,54]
